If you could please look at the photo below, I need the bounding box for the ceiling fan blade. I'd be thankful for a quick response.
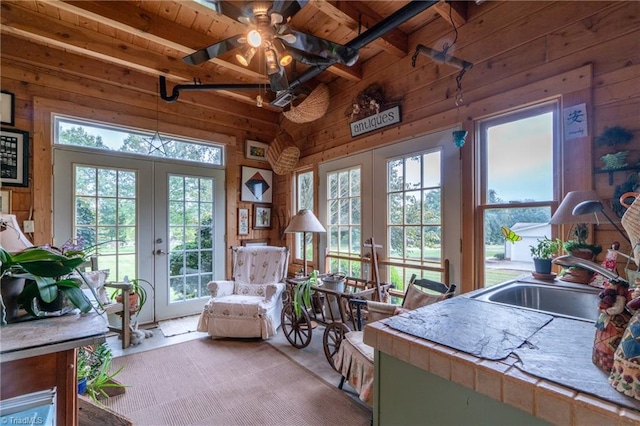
[270,0,308,22]
[286,30,359,66]
[183,35,244,65]
[269,67,290,92]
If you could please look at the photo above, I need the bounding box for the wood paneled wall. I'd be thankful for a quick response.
[1,1,639,284]
[275,1,640,290]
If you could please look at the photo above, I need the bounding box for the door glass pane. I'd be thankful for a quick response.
[73,165,137,282]
[386,150,443,291]
[167,175,215,302]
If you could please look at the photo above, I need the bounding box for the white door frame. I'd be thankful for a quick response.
[53,146,225,323]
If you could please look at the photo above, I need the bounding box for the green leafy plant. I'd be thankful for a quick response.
[293,270,319,317]
[110,277,151,315]
[563,223,603,256]
[529,237,562,260]
[78,343,126,402]
[596,126,634,147]
[1,246,93,318]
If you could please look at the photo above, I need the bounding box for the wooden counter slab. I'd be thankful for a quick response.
[0,312,108,362]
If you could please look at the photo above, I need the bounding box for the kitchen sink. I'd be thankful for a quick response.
[470,279,600,322]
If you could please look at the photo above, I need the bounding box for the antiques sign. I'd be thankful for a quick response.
[350,105,401,137]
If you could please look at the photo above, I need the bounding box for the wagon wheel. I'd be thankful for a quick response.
[281,303,312,348]
[323,322,351,371]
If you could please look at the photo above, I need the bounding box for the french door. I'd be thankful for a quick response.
[53,147,225,323]
[318,127,461,286]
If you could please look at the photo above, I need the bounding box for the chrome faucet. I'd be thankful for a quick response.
[553,255,628,285]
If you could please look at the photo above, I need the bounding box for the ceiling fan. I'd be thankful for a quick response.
[182,0,359,92]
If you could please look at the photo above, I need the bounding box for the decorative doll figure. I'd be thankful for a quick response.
[592,246,632,372]
[593,279,632,372]
[609,284,640,400]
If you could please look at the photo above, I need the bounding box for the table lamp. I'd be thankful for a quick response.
[0,214,32,252]
[284,209,326,276]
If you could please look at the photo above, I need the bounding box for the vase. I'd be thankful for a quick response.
[533,258,552,274]
[115,292,139,313]
[0,277,26,323]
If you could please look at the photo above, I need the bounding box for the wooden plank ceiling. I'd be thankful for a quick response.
[1,0,466,110]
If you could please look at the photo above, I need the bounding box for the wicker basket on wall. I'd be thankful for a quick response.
[267,130,300,175]
[282,84,330,124]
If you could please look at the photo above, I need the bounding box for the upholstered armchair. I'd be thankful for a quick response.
[197,246,289,339]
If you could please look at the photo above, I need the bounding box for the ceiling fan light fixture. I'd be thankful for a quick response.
[236,47,256,67]
[265,48,280,75]
[247,29,262,47]
[273,40,293,66]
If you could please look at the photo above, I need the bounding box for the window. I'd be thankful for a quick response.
[293,170,314,265]
[54,116,224,165]
[478,103,558,287]
[387,150,443,290]
[326,167,362,276]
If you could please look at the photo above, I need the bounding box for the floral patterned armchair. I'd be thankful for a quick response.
[197,246,289,339]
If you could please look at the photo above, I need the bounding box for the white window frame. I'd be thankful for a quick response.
[476,101,560,287]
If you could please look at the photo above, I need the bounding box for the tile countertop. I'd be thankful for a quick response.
[363,286,640,426]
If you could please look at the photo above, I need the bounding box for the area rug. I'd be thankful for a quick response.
[157,315,200,337]
[103,338,370,425]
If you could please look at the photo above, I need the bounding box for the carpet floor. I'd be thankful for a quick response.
[103,337,371,425]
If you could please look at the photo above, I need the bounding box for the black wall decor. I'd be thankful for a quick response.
[1,128,29,187]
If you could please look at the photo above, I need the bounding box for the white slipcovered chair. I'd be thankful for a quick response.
[197,246,289,339]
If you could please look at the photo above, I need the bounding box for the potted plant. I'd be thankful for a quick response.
[0,246,93,323]
[563,223,603,260]
[78,343,126,402]
[111,277,151,315]
[561,223,603,284]
[596,126,634,170]
[529,237,562,274]
[293,270,319,318]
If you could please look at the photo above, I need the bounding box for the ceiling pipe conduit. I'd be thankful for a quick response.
[160,76,263,102]
[284,0,439,89]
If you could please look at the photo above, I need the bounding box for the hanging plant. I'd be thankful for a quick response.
[596,126,634,147]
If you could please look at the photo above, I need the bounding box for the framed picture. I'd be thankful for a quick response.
[1,91,15,126]
[241,238,269,247]
[1,128,29,187]
[245,140,269,162]
[241,166,273,203]
[0,190,11,214]
[253,204,272,230]
[238,207,249,235]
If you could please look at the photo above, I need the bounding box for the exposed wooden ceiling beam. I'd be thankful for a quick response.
[1,33,281,119]
[308,0,408,58]
[0,1,266,105]
[433,0,468,29]
[55,0,263,81]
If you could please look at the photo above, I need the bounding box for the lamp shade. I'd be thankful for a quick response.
[549,190,602,224]
[284,209,326,233]
[0,214,33,252]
